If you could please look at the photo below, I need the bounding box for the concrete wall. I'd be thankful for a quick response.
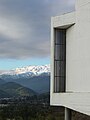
[50,0,90,116]
[66,0,90,92]
[66,25,76,92]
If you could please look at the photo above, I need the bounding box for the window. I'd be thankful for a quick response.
[54,29,66,92]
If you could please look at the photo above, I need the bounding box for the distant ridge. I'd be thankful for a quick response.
[0,82,37,97]
[0,78,6,85]
[0,64,50,79]
[0,89,11,98]
[0,65,50,94]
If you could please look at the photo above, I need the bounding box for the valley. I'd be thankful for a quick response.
[0,65,50,98]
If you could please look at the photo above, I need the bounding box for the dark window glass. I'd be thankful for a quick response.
[54,77,65,92]
[54,29,66,93]
[55,61,65,77]
[55,45,65,60]
[54,77,60,92]
[55,29,66,45]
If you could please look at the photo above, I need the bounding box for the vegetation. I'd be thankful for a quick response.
[72,110,90,120]
[0,93,64,120]
[0,89,11,98]
[0,103,64,120]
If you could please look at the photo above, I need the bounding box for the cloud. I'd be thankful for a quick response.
[0,0,75,59]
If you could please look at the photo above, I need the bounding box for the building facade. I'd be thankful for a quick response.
[50,0,90,119]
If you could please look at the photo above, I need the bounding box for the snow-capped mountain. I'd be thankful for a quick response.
[0,64,50,79]
[15,64,50,75]
[0,65,50,93]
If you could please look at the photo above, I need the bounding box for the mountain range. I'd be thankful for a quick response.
[0,65,50,94]
[0,64,50,78]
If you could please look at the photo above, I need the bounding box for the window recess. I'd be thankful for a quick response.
[54,29,66,93]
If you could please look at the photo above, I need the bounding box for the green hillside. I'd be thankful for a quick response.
[0,78,6,85]
[0,89,11,98]
[0,82,37,97]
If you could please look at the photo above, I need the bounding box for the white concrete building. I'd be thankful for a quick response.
[50,0,90,119]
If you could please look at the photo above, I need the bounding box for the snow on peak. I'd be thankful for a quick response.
[0,64,50,76]
[15,64,50,75]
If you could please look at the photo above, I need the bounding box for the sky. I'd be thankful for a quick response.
[0,0,75,70]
